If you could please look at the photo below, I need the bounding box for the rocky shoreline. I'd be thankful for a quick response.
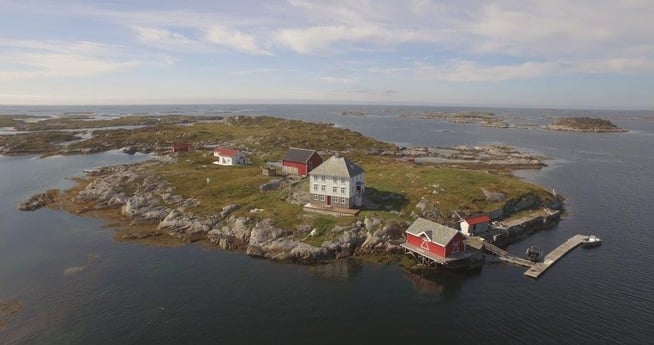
[18,155,564,269]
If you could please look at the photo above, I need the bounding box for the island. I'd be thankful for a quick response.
[398,111,510,128]
[5,115,564,272]
[546,117,627,132]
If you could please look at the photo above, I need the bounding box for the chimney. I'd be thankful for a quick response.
[334,152,340,158]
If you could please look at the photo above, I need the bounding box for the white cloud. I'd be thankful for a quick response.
[204,26,271,55]
[321,76,359,84]
[368,67,409,74]
[275,25,436,54]
[414,57,654,82]
[229,68,282,75]
[414,60,559,82]
[131,26,199,50]
[0,39,144,81]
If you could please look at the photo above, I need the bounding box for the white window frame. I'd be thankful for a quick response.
[333,186,338,193]
[314,184,318,191]
[319,195,325,201]
[321,185,326,192]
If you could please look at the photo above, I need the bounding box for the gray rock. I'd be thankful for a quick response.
[16,192,55,211]
[221,204,240,218]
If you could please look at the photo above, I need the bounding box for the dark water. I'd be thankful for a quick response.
[1,105,654,344]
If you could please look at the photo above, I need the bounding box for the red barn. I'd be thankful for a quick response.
[281,148,322,177]
[172,142,192,153]
[405,218,466,258]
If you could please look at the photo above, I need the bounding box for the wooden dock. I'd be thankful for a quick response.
[466,237,533,268]
[523,234,588,279]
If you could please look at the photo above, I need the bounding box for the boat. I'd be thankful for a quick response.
[525,245,542,262]
[581,235,602,248]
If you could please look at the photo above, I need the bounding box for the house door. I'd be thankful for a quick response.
[326,196,331,206]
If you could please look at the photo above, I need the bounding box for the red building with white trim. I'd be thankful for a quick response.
[404,218,466,258]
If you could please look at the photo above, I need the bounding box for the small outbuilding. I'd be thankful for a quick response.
[213,147,246,166]
[281,148,323,177]
[171,142,192,153]
[460,214,491,236]
[405,218,466,258]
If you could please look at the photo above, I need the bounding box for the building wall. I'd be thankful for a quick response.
[444,233,466,256]
[214,153,245,166]
[309,173,363,208]
[306,153,323,174]
[406,233,447,257]
[310,193,351,208]
[461,221,489,236]
[282,160,306,176]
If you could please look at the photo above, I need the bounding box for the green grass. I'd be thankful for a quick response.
[302,215,337,246]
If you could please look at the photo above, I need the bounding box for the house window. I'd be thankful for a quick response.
[319,195,325,201]
[341,187,345,194]
[321,176,325,182]
[341,197,346,204]
[313,194,319,200]
[321,185,326,191]
[333,186,338,193]
[313,184,318,191]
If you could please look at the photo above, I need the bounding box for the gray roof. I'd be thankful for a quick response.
[282,148,319,163]
[406,218,460,246]
[309,156,364,178]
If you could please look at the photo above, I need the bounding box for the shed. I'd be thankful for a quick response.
[172,142,192,153]
[405,218,466,258]
[460,214,491,236]
[281,148,323,177]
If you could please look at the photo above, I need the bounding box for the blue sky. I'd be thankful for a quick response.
[1,0,653,109]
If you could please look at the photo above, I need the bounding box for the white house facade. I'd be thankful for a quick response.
[309,155,365,209]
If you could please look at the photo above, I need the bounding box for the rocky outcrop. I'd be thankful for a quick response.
[16,190,57,211]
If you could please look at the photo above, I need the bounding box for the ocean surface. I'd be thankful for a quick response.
[1,105,653,344]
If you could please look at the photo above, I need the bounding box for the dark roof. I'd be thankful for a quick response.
[406,218,460,246]
[282,148,319,163]
[309,156,364,178]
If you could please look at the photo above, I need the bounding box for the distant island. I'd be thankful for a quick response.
[546,117,627,133]
[398,111,509,128]
[6,115,563,271]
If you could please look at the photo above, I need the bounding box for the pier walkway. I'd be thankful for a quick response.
[523,234,588,278]
[467,234,589,279]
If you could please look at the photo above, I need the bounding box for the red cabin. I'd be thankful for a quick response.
[405,218,466,258]
[281,148,323,177]
[172,142,192,153]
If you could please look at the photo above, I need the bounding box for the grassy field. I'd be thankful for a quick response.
[38,115,555,247]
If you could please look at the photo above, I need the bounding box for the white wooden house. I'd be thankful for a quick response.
[308,155,365,209]
[213,147,245,166]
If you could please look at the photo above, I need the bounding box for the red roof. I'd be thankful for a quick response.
[464,214,491,225]
[213,147,240,157]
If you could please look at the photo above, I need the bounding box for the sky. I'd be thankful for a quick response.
[1,0,653,109]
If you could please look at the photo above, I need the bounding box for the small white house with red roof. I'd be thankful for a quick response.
[460,214,491,236]
[213,147,245,166]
